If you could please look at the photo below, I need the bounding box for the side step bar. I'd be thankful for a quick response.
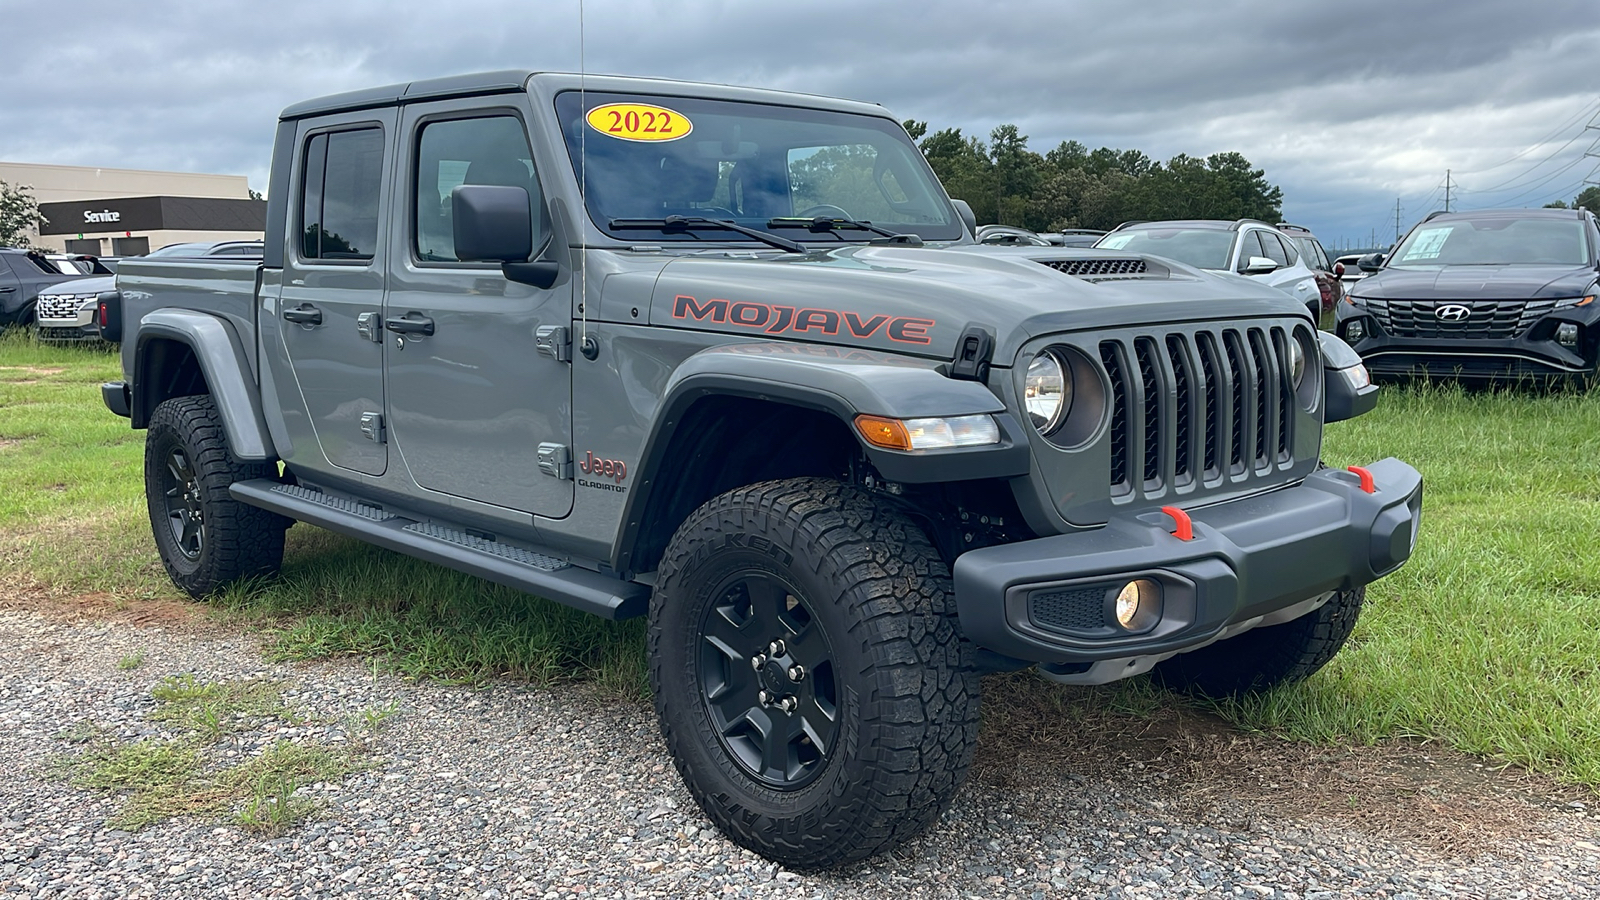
[230,479,649,620]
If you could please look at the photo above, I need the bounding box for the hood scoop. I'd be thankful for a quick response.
[1036,257,1168,283]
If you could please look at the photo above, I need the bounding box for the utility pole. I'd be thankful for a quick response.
[1443,169,1452,213]
[1394,199,1403,243]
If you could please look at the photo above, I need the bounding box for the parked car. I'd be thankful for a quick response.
[0,248,91,335]
[974,224,1052,246]
[1334,253,1370,293]
[1094,219,1322,315]
[1042,228,1107,248]
[35,274,116,343]
[1277,223,1342,314]
[99,70,1418,868]
[145,240,264,258]
[1336,207,1600,382]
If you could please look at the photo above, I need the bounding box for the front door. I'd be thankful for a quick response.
[278,110,395,477]
[384,102,573,518]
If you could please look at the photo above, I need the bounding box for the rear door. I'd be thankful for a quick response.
[383,99,573,518]
[0,256,21,322]
[276,110,395,477]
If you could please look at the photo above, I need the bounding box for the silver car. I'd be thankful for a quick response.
[1096,219,1322,314]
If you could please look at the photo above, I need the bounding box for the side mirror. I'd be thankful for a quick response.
[453,185,531,262]
[1242,255,1279,275]
[1356,252,1385,273]
[950,199,978,237]
[452,184,560,289]
[1333,262,1345,277]
[1318,332,1379,423]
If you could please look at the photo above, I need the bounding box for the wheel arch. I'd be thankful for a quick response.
[133,309,276,460]
[611,345,1030,576]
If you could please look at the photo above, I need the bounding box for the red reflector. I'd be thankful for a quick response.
[1160,505,1194,541]
[1347,465,1376,494]
[98,302,108,328]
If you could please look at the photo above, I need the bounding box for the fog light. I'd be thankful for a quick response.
[1345,320,1366,342]
[1113,579,1162,632]
[1556,323,1579,347]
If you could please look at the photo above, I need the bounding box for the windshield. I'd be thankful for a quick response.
[1095,228,1235,270]
[555,91,961,243]
[1390,216,1592,266]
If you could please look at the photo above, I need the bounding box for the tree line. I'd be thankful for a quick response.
[903,121,1284,233]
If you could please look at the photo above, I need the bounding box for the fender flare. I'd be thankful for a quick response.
[134,309,276,460]
[611,342,1030,573]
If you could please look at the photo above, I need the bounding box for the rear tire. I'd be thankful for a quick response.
[649,478,979,869]
[145,395,289,598]
[1153,587,1365,697]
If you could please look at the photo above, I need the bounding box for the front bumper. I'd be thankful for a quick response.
[1336,304,1599,379]
[953,458,1421,677]
[36,304,104,342]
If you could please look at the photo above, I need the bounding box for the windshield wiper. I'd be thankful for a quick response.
[767,216,923,246]
[609,216,805,254]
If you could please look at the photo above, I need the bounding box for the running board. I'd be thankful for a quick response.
[229,479,648,620]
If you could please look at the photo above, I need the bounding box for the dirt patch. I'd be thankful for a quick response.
[0,583,210,631]
[0,438,22,451]
[974,671,1591,857]
[0,365,66,376]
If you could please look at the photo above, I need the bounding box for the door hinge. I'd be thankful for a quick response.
[359,412,385,443]
[537,442,573,480]
[536,325,571,362]
[356,311,383,342]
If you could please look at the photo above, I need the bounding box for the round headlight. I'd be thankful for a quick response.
[1287,336,1306,388]
[1024,351,1072,433]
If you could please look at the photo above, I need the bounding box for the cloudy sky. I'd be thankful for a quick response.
[4,0,1597,250]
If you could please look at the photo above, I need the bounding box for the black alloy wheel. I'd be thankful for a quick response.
[160,447,206,561]
[697,570,837,790]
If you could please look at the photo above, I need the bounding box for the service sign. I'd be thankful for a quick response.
[586,103,692,142]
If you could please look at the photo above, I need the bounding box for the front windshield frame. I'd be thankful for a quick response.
[1094,228,1237,271]
[553,90,963,244]
[1389,215,1594,267]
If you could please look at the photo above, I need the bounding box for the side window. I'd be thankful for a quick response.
[1237,231,1267,271]
[414,115,544,263]
[300,128,384,261]
[1257,231,1290,266]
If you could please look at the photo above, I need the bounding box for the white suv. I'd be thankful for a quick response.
[1095,219,1322,314]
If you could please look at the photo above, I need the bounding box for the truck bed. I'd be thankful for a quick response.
[116,258,262,378]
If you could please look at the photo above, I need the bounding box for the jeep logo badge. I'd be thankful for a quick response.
[1436,304,1471,322]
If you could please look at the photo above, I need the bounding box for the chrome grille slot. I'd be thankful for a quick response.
[1100,324,1298,504]
[37,294,87,320]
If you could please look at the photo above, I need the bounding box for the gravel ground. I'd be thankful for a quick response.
[1,609,1597,899]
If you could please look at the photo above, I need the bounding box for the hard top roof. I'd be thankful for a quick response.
[1118,219,1269,232]
[1423,206,1588,222]
[279,70,888,121]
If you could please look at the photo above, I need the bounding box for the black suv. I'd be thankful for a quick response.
[1336,208,1600,381]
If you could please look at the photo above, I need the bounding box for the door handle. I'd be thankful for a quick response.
[0,286,16,293]
[384,313,435,336]
[282,303,323,325]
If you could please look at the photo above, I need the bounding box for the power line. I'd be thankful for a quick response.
[1454,95,1600,176]
[1461,109,1598,195]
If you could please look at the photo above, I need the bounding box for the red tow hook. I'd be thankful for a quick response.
[1159,506,1194,541]
[1347,465,1377,494]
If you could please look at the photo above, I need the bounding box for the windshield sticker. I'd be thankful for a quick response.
[1401,226,1453,261]
[1097,233,1135,250]
[586,103,692,142]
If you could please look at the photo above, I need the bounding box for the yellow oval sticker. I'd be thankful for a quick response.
[586,103,692,142]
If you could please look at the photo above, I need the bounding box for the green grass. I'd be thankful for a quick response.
[4,333,1599,788]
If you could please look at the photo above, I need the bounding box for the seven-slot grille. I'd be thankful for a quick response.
[1364,298,1556,339]
[37,292,90,320]
[1038,258,1147,278]
[1100,326,1296,499]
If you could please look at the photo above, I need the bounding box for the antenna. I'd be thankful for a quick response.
[577,0,593,360]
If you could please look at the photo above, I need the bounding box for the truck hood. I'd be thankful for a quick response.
[1351,264,1599,302]
[38,274,116,297]
[646,244,1305,365]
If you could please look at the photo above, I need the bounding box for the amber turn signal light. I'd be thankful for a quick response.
[855,415,912,451]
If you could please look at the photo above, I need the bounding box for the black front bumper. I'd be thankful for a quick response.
[953,458,1422,671]
[1336,304,1599,379]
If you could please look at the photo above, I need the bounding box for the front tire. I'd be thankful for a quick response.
[1153,587,1365,697]
[649,478,979,869]
[145,395,289,598]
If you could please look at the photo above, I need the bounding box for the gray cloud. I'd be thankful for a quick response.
[3,0,1597,247]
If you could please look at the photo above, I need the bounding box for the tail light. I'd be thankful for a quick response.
[96,291,122,342]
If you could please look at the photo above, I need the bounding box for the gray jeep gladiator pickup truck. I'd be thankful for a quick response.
[100,71,1421,868]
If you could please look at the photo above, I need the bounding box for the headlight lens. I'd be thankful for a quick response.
[1114,579,1163,632]
[1287,337,1306,388]
[1024,350,1071,434]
